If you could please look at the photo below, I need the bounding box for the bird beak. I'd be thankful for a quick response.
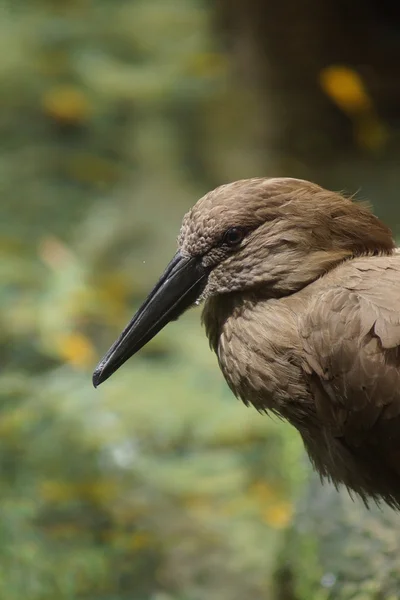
[92,251,208,387]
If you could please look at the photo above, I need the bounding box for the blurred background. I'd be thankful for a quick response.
[1,1,400,598]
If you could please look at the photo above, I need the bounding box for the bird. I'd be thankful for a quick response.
[93,177,400,509]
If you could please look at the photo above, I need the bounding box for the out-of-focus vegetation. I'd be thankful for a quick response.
[0,1,304,598]
[2,0,400,598]
[274,473,400,600]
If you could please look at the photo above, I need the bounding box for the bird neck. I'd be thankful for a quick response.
[202,293,251,354]
[202,289,306,353]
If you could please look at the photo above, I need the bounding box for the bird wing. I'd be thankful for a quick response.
[300,254,400,465]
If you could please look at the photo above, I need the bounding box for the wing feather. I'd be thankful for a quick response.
[300,255,400,505]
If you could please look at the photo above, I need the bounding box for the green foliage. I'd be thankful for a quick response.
[0,1,305,598]
[274,475,400,600]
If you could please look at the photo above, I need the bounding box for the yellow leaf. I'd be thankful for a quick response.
[42,85,91,124]
[262,501,293,529]
[249,480,276,504]
[55,332,96,368]
[319,66,372,114]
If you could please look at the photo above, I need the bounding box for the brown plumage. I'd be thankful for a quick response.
[93,177,400,509]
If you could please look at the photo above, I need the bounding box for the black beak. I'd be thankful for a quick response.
[92,252,208,387]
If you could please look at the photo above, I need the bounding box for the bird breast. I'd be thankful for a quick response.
[202,292,314,424]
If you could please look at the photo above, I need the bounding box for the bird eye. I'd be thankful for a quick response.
[223,227,245,247]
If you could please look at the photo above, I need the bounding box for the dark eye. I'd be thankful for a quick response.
[223,227,245,247]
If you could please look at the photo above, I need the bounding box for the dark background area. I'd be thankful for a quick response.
[1,1,400,598]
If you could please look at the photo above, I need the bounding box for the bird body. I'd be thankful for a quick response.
[203,253,400,507]
[94,177,400,508]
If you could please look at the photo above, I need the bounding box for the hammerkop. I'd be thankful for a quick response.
[93,178,400,508]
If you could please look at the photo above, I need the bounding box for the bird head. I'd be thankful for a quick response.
[93,177,394,386]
